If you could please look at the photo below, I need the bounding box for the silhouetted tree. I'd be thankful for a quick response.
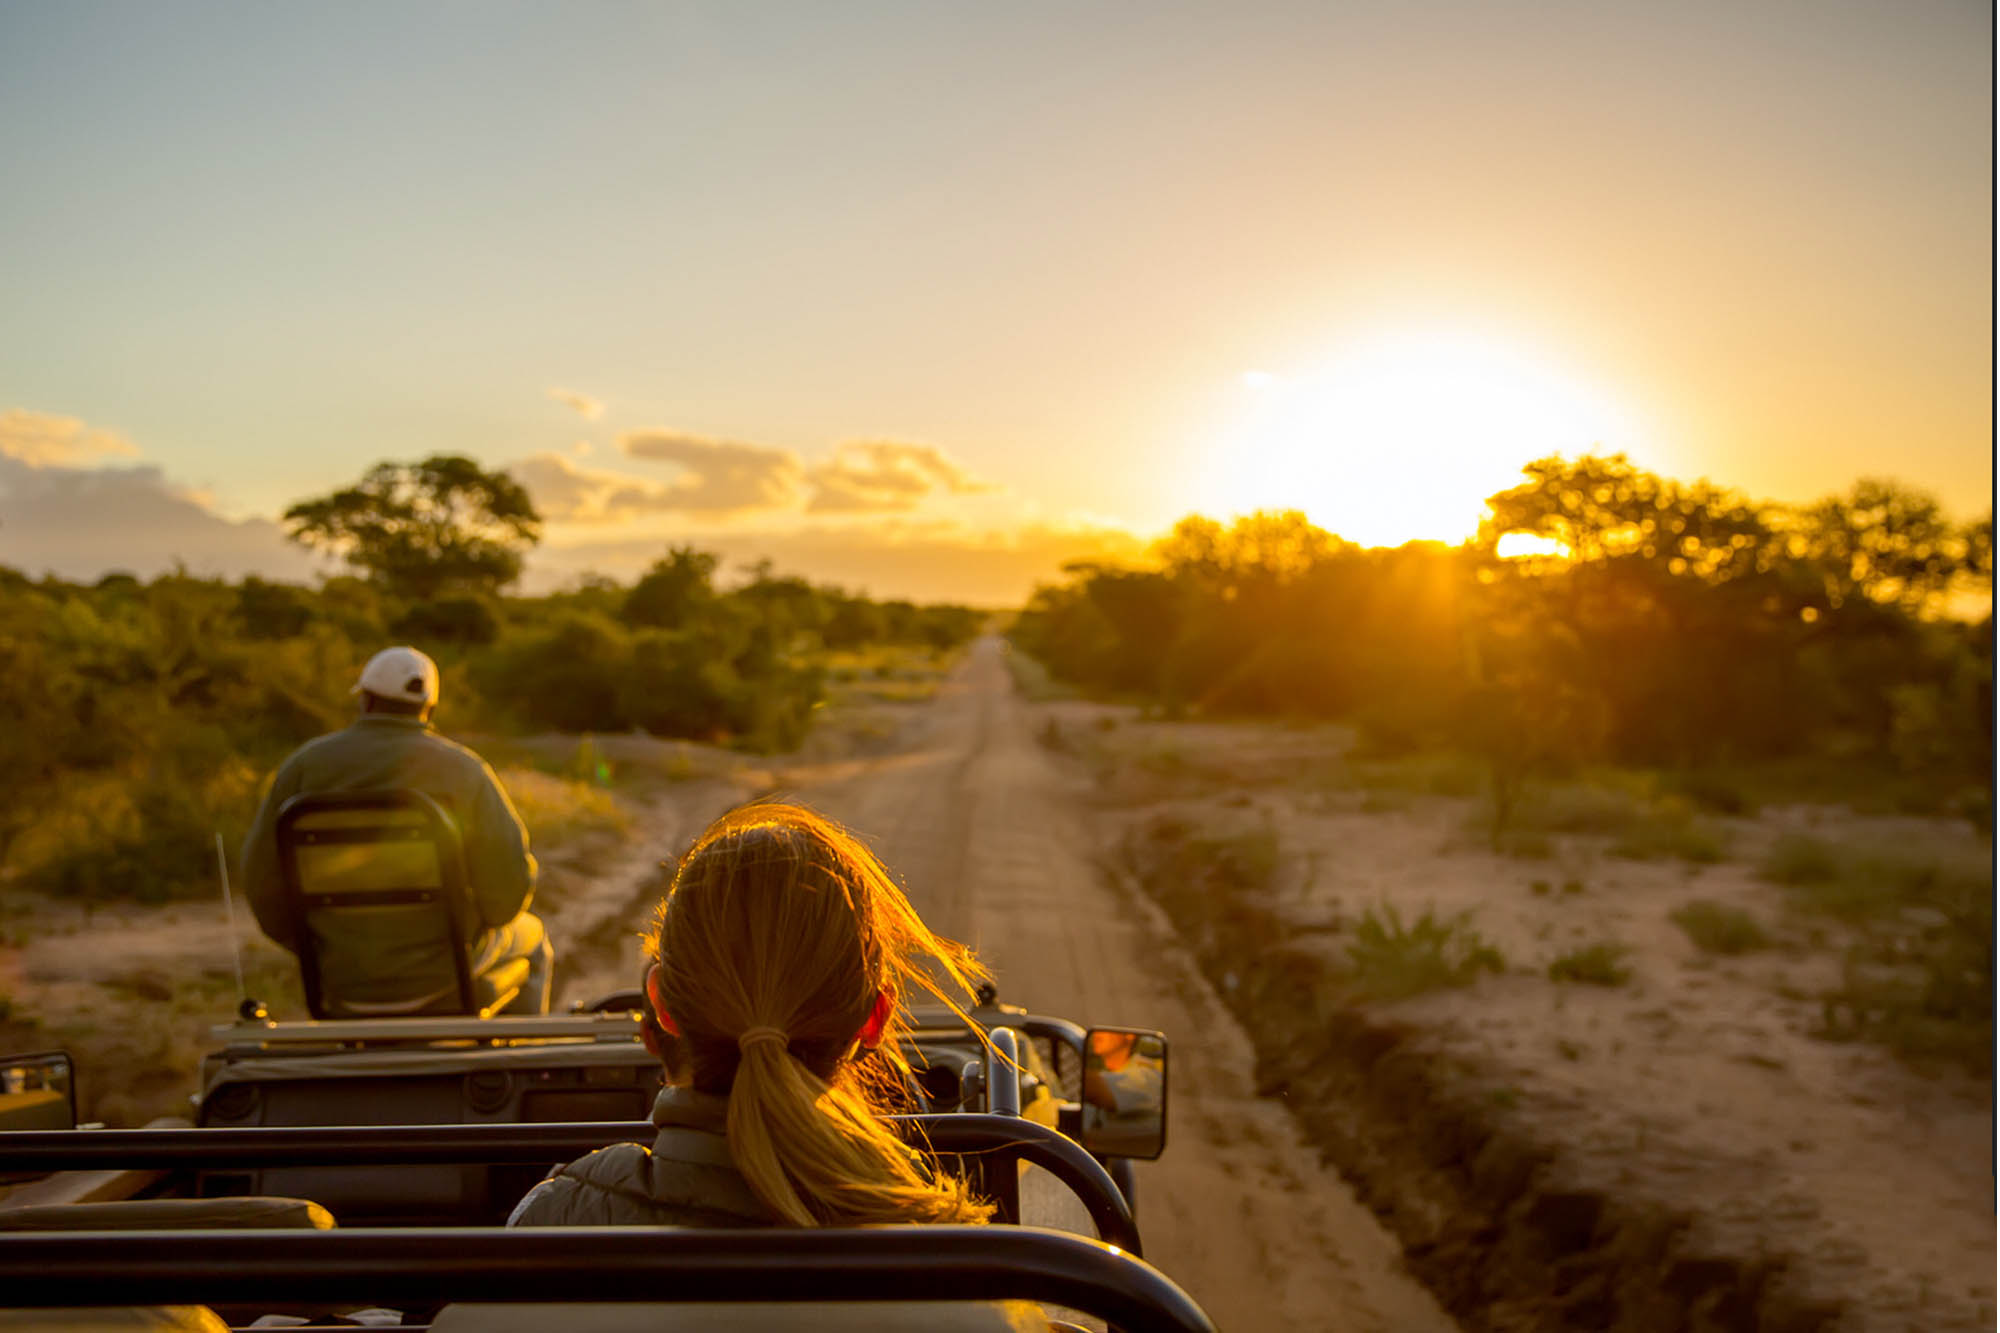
[283,455,541,600]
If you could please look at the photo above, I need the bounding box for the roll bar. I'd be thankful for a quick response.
[0,1114,1140,1253]
[0,1226,1214,1333]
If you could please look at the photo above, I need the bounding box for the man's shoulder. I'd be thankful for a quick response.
[411,727,494,769]
[279,727,354,769]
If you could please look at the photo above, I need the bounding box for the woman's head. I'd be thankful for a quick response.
[643,802,992,1227]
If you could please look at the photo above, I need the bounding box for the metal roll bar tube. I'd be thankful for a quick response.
[0,1114,1139,1253]
[0,1226,1214,1333]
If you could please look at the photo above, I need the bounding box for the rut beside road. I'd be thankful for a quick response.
[788,637,1458,1333]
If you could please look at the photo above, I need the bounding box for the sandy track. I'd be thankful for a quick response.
[785,637,1458,1332]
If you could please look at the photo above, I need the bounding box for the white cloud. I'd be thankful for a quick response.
[619,430,805,513]
[0,409,140,467]
[806,440,994,514]
[520,429,997,528]
[512,452,685,523]
[547,388,605,421]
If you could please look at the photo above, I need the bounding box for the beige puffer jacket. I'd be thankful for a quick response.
[508,1086,777,1228]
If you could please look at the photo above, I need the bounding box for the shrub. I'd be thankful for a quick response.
[1341,904,1505,1002]
[1608,803,1728,863]
[390,595,500,645]
[1514,782,1641,836]
[1767,838,1988,926]
[1352,753,1485,799]
[1548,942,1631,986]
[476,613,633,733]
[1662,768,1756,816]
[1147,825,1281,896]
[1761,832,1839,885]
[1821,935,1994,1072]
[1670,900,1772,954]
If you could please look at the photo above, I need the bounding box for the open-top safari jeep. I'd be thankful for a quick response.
[0,791,1198,1331]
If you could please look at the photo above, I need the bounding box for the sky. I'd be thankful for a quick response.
[0,1,1990,603]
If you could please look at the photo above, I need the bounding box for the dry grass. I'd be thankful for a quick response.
[497,766,630,849]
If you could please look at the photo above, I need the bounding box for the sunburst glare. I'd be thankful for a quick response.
[1210,331,1652,547]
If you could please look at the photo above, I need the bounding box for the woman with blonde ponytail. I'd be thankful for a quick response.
[509,802,994,1229]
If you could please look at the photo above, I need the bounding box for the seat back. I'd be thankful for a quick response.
[275,790,479,1019]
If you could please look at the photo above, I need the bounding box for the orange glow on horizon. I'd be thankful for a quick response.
[1205,330,1659,549]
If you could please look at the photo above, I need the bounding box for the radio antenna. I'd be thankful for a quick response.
[214,832,246,1007]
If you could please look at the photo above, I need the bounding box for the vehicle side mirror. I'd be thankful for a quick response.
[1079,1027,1166,1160]
[0,1050,76,1132]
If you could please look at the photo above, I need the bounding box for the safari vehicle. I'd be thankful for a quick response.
[0,1006,1194,1331]
[0,791,1198,1331]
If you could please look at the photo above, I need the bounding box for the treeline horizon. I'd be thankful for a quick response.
[0,532,985,906]
[1012,454,1993,819]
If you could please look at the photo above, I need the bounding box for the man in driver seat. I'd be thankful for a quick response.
[240,646,552,1015]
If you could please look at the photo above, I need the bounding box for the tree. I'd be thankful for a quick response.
[1798,479,1967,614]
[283,455,541,600]
[622,547,719,629]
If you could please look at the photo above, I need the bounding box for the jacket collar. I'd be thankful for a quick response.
[649,1085,736,1169]
[351,714,432,732]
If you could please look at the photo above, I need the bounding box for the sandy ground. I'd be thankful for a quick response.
[1040,699,1996,1331]
[774,637,1459,1332]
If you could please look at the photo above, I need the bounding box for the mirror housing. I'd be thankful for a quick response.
[1078,1027,1167,1160]
[0,1049,76,1133]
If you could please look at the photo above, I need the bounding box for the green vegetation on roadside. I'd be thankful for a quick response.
[1669,900,1772,955]
[1011,458,1992,829]
[1341,904,1506,1001]
[1759,833,1992,1069]
[1547,943,1633,987]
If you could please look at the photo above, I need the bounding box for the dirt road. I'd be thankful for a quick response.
[784,637,1458,1332]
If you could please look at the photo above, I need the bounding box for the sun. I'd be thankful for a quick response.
[1206,330,1649,547]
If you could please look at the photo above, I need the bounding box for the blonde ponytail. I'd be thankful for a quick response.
[649,803,994,1227]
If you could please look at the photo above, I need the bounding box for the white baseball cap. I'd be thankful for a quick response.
[353,646,440,707]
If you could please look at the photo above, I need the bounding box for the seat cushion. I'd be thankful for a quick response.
[475,955,531,1016]
[0,1196,335,1231]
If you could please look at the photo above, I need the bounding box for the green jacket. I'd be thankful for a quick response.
[508,1086,776,1228]
[240,714,536,1002]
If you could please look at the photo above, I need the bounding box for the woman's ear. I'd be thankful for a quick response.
[857,990,893,1049]
[644,963,679,1036]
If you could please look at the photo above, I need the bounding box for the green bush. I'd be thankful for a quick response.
[1766,838,1988,926]
[1608,803,1728,863]
[1761,832,1840,885]
[390,595,500,645]
[1341,904,1505,1001]
[1548,942,1632,986]
[1670,900,1772,954]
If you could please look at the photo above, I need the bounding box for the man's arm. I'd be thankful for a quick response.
[464,761,536,929]
[239,756,305,953]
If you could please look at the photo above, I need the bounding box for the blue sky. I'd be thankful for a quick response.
[1,1,1989,600]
